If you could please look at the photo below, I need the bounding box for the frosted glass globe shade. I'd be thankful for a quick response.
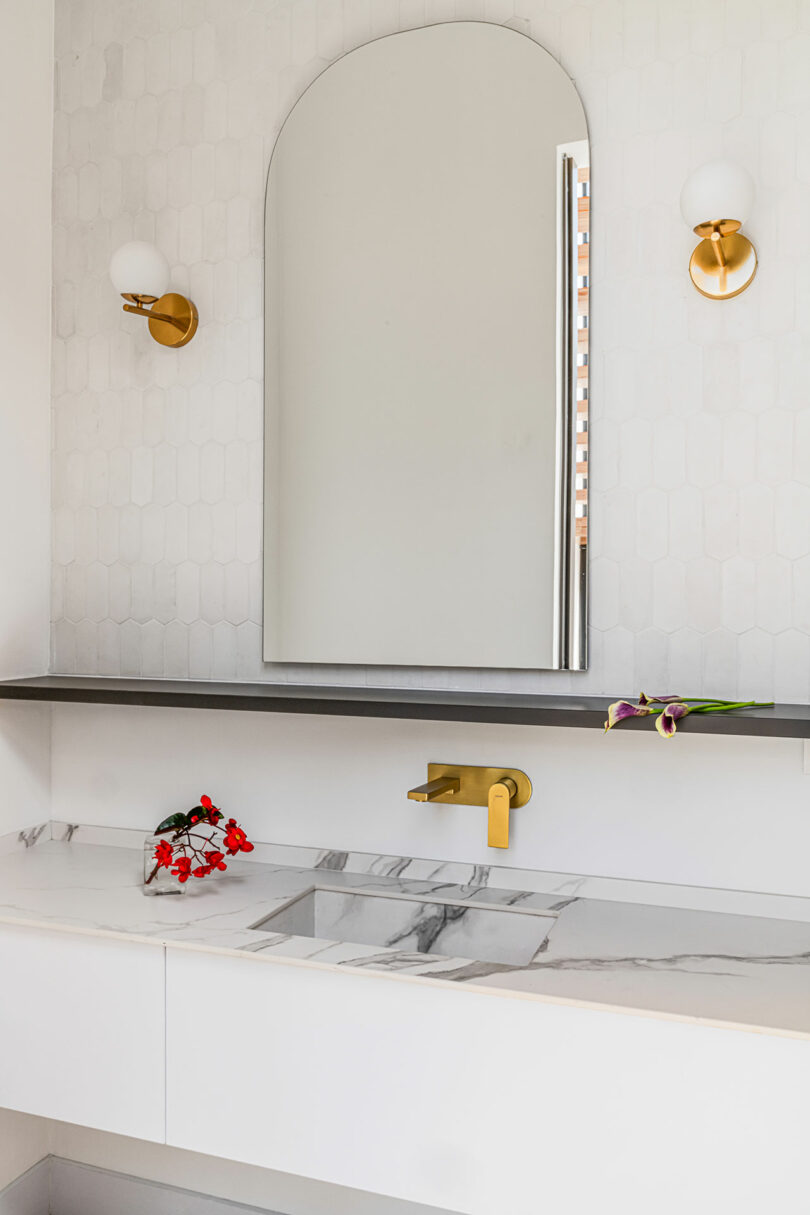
[109,241,170,299]
[680,160,754,230]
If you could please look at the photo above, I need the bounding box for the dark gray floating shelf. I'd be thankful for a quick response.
[0,676,806,738]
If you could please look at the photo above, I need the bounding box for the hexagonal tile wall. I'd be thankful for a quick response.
[51,0,810,702]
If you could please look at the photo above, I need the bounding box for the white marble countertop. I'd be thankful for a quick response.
[2,824,810,1040]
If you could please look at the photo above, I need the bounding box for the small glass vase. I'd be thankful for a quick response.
[143,835,186,896]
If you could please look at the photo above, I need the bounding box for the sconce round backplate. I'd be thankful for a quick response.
[689,232,757,300]
[149,293,199,347]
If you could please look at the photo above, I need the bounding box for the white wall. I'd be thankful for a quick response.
[0,0,53,826]
[35,2,810,1205]
[50,702,810,898]
[0,3,56,1185]
[49,0,810,702]
[0,704,50,835]
[0,0,52,678]
[42,0,810,892]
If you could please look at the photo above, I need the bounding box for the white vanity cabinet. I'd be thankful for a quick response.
[0,920,807,1214]
[0,924,165,1140]
[165,949,810,1215]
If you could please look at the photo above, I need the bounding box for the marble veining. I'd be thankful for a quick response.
[43,820,810,925]
[17,824,49,850]
[1,826,810,1038]
[254,888,557,967]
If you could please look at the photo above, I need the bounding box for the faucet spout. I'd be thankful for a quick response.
[407,775,461,802]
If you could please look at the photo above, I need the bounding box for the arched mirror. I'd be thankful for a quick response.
[263,22,589,670]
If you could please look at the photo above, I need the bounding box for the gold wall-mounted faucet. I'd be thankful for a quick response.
[487,776,517,849]
[407,764,531,849]
[407,775,461,802]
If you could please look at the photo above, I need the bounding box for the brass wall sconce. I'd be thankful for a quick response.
[407,763,532,850]
[680,160,757,300]
[109,241,198,347]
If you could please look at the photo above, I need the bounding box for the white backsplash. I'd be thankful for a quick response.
[51,0,810,700]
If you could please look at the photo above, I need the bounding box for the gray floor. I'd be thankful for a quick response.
[1,1158,281,1215]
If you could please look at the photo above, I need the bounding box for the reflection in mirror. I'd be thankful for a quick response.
[264,23,589,670]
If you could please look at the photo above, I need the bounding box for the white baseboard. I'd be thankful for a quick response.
[0,1158,281,1215]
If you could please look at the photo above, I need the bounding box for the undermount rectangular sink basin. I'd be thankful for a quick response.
[252,887,556,967]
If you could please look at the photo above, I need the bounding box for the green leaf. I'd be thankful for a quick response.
[154,812,190,835]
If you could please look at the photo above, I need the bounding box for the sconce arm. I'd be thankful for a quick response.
[122,301,187,334]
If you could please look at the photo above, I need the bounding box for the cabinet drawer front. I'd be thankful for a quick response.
[0,925,164,1140]
[166,950,810,1215]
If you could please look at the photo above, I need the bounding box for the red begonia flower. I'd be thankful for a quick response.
[172,855,193,882]
[204,850,227,872]
[223,821,254,855]
[153,839,173,869]
[200,794,222,823]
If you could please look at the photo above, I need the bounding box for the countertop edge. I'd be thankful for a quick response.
[2,907,807,1045]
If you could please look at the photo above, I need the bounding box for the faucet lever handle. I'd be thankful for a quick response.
[488,777,517,849]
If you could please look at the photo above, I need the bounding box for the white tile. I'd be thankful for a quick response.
[200,441,225,504]
[141,503,166,564]
[96,618,121,674]
[775,482,810,558]
[75,620,99,674]
[199,562,225,624]
[703,485,739,562]
[131,446,154,506]
[141,620,165,676]
[211,501,236,564]
[589,558,619,631]
[164,618,189,677]
[738,484,775,560]
[618,557,652,633]
[188,620,213,678]
[652,558,686,635]
[773,630,810,704]
[53,507,76,566]
[755,555,792,634]
[235,620,263,679]
[223,560,250,626]
[737,628,775,702]
[176,445,201,505]
[211,620,237,678]
[721,557,757,634]
[635,488,668,562]
[74,507,99,565]
[48,0,810,707]
[685,557,722,634]
[701,629,739,699]
[153,443,178,505]
[187,502,214,564]
[164,501,188,565]
[153,561,177,624]
[667,486,703,562]
[52,620,77,673]
[64,565,87,624]
[120,619,142,676]
[175,561,200,624]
